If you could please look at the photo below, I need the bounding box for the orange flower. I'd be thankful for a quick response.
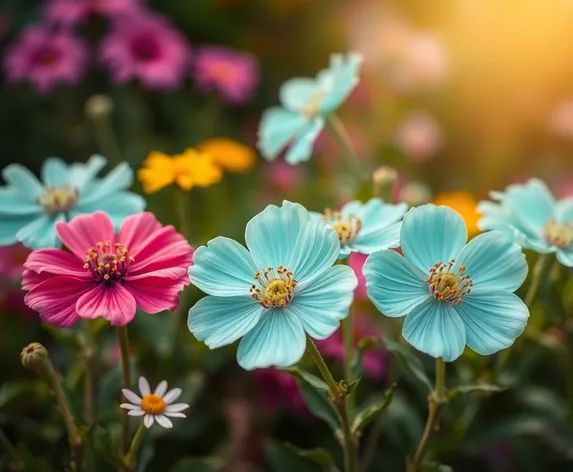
[433,191,480,237]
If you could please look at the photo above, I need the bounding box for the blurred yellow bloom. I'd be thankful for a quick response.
[432,191,480,237]
[138,148,223,194]
[198,138,256,173]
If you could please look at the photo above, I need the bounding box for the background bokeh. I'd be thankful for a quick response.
[1,0,573,471]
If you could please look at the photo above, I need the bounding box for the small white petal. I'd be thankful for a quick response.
[122,389,141,404]
[165,403,189,413]
[154,380,168,397]
[144,414,154,428]
[138,377,151,397]
[128,410,146,416]
[119,403,140,410]
[164,412,186,418]
[155,415,173,429]
[163,388,182,404]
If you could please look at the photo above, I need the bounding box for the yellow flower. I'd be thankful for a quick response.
[138,148,223,194]
[198,138,256,173]
[432,191,480,237]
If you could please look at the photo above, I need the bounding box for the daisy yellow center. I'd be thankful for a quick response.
[544,218,573,249]
[302,91,325,118]
[250,266,297,308]
[37,185,78,215]
[427,260,473,304]
[140,394,166,415]
[322,209,362,244]
[83,241,134,283]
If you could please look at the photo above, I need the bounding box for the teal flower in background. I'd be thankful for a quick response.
[364,204,529,362]
[478,178,573,266]
[257,52,362,165]
[188,200,357,370]
[312,198,408,258]
[0,155,145,249]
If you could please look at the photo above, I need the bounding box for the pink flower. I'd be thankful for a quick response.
[396,110,442,162]
[252,368,308,415]
[194,46,259,104]
[4,26,87,93]
[348,252,367,300]
[99,13,191,90]
[22,211,193,327]
[262,158,302,192]
[43,0,141,27]
[0,244,30,280]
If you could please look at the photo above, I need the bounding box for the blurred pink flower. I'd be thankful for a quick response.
[99,13,191,90]
[4,26,87,93]
[252,368,307,415]
[396,110,443,162]
[194,46,259,104]
[348,252,367,300]
[262,158,302,192]
[549,98,573,139]
[0,244,30,280]
[43,0,141,26]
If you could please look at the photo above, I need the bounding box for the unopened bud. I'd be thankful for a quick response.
[372,166,398,200]
[21,342,48,372]
[85,94,114,120]
[398,181,433,207]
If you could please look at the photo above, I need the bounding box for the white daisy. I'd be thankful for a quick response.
[120,376,190,429]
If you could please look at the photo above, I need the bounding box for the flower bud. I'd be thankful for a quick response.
[21,342,48,372]
[398,181,432,207]
[84,94,114,121]
[372,166,398,200]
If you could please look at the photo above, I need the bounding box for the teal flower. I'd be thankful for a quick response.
[364,204,529,362]
[0,155,145,249]
[478,178,573,266]
[257,52,362,165]
[312,198,408,258]
[187,200,357,370]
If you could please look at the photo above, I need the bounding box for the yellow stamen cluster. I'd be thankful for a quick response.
[302,91,326,118]
[427,260,473,304]
[544,218,573,249]
[250,266,297,308]
[37,185,78,215]
[83,241,134,283]
[322,209,363,244]
[141,394,166,415]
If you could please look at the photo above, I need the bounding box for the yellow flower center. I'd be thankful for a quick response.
[140,394,166,415]
[37,185,78,215]
[250,266,297,308]
[427,260,473,304]
[544,218,573,249]
[302,91,326,118]
[321,209,363,244]
[83,241,134,283]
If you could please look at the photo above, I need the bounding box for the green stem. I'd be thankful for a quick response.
[306,336,339,397]
[174,187,191,241]
[123,422,146,469]
[407,358,447,472]
[325,114,365,184]
[342,310,355,419]
[116,326,131,455]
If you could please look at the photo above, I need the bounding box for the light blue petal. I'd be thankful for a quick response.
[454,291,528,355]
[503,178,555,236]
[289,218,340,288]
[402,298,466,362]
[400,204,467,273]
[236,309,306,370]
[317,52,362,114]
[363,250,430,317]
[351,221,402,254]
[338,200,364,217]
[453,231,528,292]
[0,188,42,214]
[68,155,107,191]
[351,199,408,226]
[41,157,69,187]
[2,164,44,201]
[73,191,146,227]
[0,214,39,246]
[257,107,308,160]
[284,116,324,165]
[279,77,322,113]
[477,201,512,233]
[188,296,263,349]
[79,162,134,206]
[556,197,573,223]
[290,265,356,339]
[557,248,573,267]
[189,237,258,297]
[245,200,311,270]
[16,213,64,249]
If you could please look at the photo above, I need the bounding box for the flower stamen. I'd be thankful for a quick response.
[141,394,166,415]
[427,260,472,304]
[250,266,297,308]
[37,185,78,215]
[544,218,573,249]
[83,241,134,283]
[321,208,363,244]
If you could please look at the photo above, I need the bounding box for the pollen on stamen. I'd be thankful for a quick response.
[83,241,134,283]
[321,208,363,244]
[250,265,297,309]
[427,260,473,304]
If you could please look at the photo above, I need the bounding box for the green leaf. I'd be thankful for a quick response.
[383,339,432,392]
[350,336,380,378]
[351,383,396,434]
[14,443,52,472]
[169,457,224,472]
[0,381,48,408]
[86,423,122,466]
[284,443,340,472]
[265,440,320,472]
[341,377,361,396]
[447,383,505,399]
[42,324,81,351]
[283,366,329,392]
[420,461,454,472]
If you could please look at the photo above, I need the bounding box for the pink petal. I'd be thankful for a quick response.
[56,211,115,259]
[117,212,163,252]
[124,267,188,281]
[76,282,137,326]
[22,269,51,291]
[124,275,186,314]
[24,248,90,279]
[24,276,94,327]
[128,231,193,276]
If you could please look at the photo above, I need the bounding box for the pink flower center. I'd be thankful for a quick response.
[130,35,161,62]
[83,241,134,283]
[33,47,61,67]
